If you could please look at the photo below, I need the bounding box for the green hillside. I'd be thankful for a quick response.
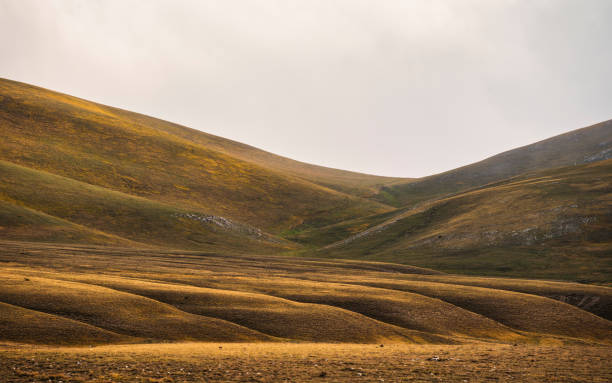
[318,160,612,282]
[0,160,291,252]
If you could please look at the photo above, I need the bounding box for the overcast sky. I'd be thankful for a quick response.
[1,0,611,177]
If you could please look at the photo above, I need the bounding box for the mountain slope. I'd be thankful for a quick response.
[375,120,612,207]
[318,159,612,282]
[113,108,409,198]
[0,160,290,252]
[0,78,392,237]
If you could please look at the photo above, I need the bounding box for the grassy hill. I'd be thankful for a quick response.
[1,76,611,382]
[0,160,293,252]
[316,159,612,282]
[1,77,610,282]
[374,119,612,207]
[117,108,409,198]
[0,78,395,243]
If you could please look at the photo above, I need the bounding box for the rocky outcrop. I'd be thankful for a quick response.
[174,213,283,243]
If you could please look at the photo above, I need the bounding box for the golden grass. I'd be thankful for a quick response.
[320,159,612,282]
[0,272,273,343]
[1,342,611,382]
[0,302,130,345]
[0,77,392,238]
[1,241,610,347]
[0,160,291,253]
[323,277,612,342]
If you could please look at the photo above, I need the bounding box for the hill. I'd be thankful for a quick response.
[374,119,612,207]
[317,159,612,282]
[0,160,291,252]
[0,78,400,250]
[1,77,610,281]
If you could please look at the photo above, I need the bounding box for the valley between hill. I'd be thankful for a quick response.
[1,77,611,282]
[1,77,611,381]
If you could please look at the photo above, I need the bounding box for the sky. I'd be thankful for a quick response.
[1,0,611,177]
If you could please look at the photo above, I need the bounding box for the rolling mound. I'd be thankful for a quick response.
[325,277,612,342]
[0,302,131,345]
[12,271,446,343]
[0,272,272,343]
[394,274,612,321]
[1,243,609,346]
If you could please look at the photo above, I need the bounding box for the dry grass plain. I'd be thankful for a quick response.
[1,241,611,381]
[2,342,612,383]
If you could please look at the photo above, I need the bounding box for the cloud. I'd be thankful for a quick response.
[1,0,610,176]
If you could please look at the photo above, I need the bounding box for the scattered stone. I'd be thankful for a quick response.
[427,356,447,362]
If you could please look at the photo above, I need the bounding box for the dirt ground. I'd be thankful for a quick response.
[1,342,611,382]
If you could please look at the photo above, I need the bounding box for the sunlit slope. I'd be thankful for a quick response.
[23,270,519,342]
[113,107,409,198]
[321,160,612,282]
[0,160,290,252]
[0,272,273,342]
[6,271,447,344]
[2,244,611,345]
[317,276,612,342]
[381,274,612,321]
[0,78,390,234]
[375,120,612,207]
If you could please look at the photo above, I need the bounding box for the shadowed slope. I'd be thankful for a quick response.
[375,119,612,207]
[327,277,612,342]
[1,243,611,345]
[0,272,273,342]
[320,160,612,282]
